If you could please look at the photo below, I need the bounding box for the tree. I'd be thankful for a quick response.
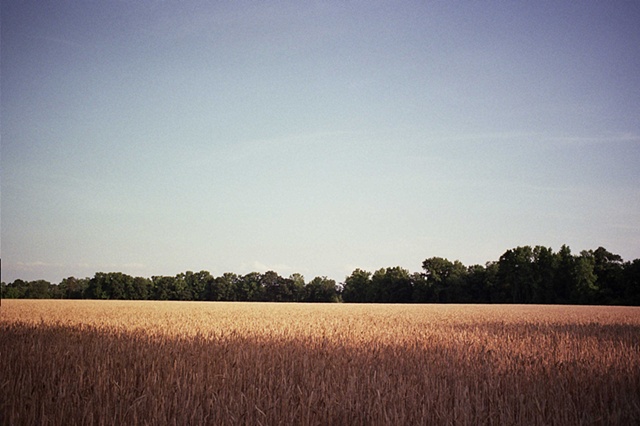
[342,269,372,303]
[497,247,536,304]
[289,274,306,302]
[5,279,28,299]
[235,272,264,301]
[411,272,433,303]
[129,276,151,300]
[572,251,598,304]
[554,245,575,304]
[261,271,298,302]
[87,273,108,299]
[466,264,491,303]
[421,257,468,303]
[304,276,339,302]
[4,245,635,305]
[87,272,138,300]
[370,267,413,303]
[622,259,640,305]
[24,280,52,299]
[171,274,193,301]
[591,247,624,304]
[179,271,212,301]
[532,246,557,304]
[59,277,89,299]
[444,261,469,302]
[151,276,173,300]
[261,271,281,301]
[209,273,237,301]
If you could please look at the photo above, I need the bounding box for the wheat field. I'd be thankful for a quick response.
[1,300,639,425]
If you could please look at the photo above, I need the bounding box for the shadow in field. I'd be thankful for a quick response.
[1,321,639,425]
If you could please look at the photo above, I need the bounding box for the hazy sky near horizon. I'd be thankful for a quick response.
[2,0,639,284]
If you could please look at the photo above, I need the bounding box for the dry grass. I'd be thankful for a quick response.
[1,300,639,425]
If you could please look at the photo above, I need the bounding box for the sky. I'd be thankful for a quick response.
[2,0,639,284]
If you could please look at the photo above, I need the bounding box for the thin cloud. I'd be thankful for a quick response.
[548,132,640,146]
[12,261,64,270]
[6,261,147,275]
[435,131,536,142]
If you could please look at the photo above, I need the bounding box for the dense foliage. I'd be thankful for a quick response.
[2,246,639,305]
[1,270,339,303]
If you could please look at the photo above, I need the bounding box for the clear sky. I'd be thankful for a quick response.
[2,0,639,284]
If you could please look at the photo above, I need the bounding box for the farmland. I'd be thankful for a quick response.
[1,300,639,425]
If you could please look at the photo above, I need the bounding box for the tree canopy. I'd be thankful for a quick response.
[2,246,639,305]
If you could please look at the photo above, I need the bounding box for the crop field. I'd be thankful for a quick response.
[1,300,639,425]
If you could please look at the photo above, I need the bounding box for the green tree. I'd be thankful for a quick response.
[572,251,598,304]
[622,259,640,305]
[445,261,469,302]
[554,245,575,304]
[87,273,108,299]
[342,269,372,303]
[129,276,151,300]
[532,246,558,304]
[209,273,238,301]
[60,277,89,299]
[24,280,52,299]
[304,276,339,302]
[114,273,133,299]
[590,247,624,304]
[289,273,306,302]
[172,274,193,300]
[261,271,298,302]
[371,267,413,303]
[49,283,65,299]
[421,257,468,302]
[466,264,491,303]
[5,279,28,298]
[235,272,264,301]
[497,247,536,303]
[178,271,211,301]
[411,272,433,303]
[151,276,172,300]
[88,272,138,300]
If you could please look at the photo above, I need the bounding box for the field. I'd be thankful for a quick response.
[1,300,639,425]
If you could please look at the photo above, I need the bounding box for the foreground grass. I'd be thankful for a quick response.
[1,300,639,425]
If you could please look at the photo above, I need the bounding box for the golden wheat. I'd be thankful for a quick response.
[1,300,639,425]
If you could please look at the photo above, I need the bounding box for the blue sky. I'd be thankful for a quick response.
[2,0,639,284]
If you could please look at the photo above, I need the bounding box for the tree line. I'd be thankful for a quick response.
[1,270,340,303]
[2,246,639,305]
